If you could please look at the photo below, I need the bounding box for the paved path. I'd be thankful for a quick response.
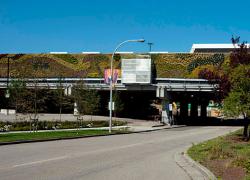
[0,126,240,180]
[0,113,160,123]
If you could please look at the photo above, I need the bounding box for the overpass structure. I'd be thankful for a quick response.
[0,77,215,94]
[0,77,216,123]
[0,51,224,122]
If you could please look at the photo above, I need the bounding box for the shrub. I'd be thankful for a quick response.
[82,54,110,62]
[187,54,224,73]
[233,156,250,173]
[53,54,78,64]
[188,64,216,78]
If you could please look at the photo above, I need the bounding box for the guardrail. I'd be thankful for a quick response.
[0,78,216,92]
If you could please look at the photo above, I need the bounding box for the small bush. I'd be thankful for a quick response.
[233,156,250,173]
[208,144,235,160]
[187,54,224,73]
[53,54,78,64]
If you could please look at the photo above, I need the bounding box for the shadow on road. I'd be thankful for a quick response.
[178,117,245,126]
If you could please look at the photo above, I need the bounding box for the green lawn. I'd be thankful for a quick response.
[188,128,250,180]
[0,129,128,143]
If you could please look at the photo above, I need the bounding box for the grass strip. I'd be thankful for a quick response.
[188,128,250,179]
[0,129,128,143]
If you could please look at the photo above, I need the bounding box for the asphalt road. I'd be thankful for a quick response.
[0,126,240,180]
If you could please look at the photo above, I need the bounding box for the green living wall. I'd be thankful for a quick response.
[0,53,227,78]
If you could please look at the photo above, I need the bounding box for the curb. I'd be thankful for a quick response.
[128,125,186,133]
[0,125,186,146]
[0,132,123,146]
[175,147,217,180]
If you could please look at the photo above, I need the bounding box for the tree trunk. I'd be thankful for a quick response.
[247,117,250,141]
[248,127,250,141]
[59,106,62,122]
[243,117,249,141]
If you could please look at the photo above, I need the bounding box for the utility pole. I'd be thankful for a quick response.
[148,42,153,52]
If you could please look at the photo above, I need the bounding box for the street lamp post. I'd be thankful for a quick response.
[109,39,145,133]
[5,57,12,115]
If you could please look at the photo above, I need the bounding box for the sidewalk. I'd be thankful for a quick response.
[0,113,159,122]
[1,113,183,134]
[128,124,184,132]
[0,123,183,134]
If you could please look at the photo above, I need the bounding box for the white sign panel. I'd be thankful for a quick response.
[122,58,151,84]
[108,102,115,111]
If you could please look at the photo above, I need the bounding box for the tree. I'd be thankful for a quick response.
[113,91,124,117]
[85,89,100,120]
[9,79,28,115]
[199,38,250,140]
[55,76,66,121]
[9,78,48,131]
[9,78,42,116]
[25,69,50,131]
[223,64,250,140]
[72,83,100,120]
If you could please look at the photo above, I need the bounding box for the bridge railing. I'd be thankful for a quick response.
[0,77,216,92]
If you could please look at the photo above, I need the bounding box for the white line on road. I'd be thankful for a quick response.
[13,156,68,168]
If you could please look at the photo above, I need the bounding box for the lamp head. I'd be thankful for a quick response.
[137,39,145,43]
[128,39,145,43]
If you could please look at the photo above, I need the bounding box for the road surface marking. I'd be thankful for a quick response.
[13,156,68,168]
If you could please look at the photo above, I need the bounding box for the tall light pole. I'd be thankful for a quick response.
[109,39,145,133]
[5,56,13,115]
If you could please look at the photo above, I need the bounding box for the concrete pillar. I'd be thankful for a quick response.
[64,88,68,96]
[160,90,172,125]
[64,86,72,96]
[191,102,198,118]
[201,101,209,118]
[156,86,165,98]
[180,101,188,119]
[198,105,201,117]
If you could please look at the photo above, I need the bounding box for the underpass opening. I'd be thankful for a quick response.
[98,90,158,120]
[165,91,223,125]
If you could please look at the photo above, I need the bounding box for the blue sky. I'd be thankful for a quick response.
[0,0,250,53]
